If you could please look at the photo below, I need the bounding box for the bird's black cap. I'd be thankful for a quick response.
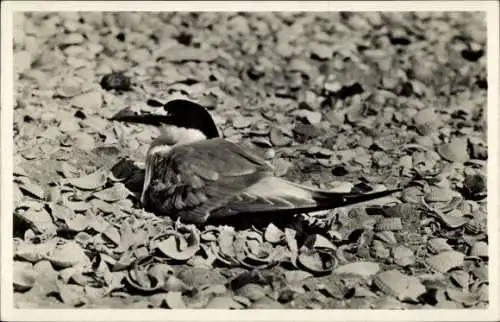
[110,99,220,139]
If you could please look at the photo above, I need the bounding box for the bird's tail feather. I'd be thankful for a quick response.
[215,177,401,217]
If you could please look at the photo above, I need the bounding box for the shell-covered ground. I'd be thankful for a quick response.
[13,12,488,309]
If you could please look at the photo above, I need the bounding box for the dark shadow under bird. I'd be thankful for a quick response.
[110,99,401,225]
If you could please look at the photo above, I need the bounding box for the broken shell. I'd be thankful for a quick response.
[403,232,427,245]
[165,291,186,309]
[64,169,107,190]
[437,137,469,163]
[297,249,336,275]
[382,203,423,218]
[311,234,336,250]
[436,209,469,229]
[374,231,397,245]
[334,261,380,277]
[471,264,488,282]
[427,238,453,254]
[401,186,425,204]
[13,262,37,292]
[148,263,175,285]
[370,240,390,259]
[425,251,465,273]
[373,269,426,301]
[18,180,47,200]
[449,270,470,289]
[445,287,481,307]
[164,275,190,292]
[425,186,454,203]
[284,228,298,253]
[155,226,201,261]
[264,223,284,244]
[239,248,276,269]
[232,295,252,308]
[205,296,243,309]
[236,283,267,301]
[374,217,403,231]
[47,240,90,268]
[469,241,488,258]
[413,108,441,135]
[200,228,218,242]
[476,283,489,303]
[464,219,486,235]
[392,245,416,267]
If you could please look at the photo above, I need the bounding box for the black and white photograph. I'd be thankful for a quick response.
[1,1,499,321]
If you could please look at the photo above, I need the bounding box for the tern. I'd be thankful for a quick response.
[110,99,401,224]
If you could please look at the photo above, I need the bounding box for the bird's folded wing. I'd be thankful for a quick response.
[210,176,318,217]
[146,138,274,223]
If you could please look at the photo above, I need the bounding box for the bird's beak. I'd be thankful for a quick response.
[109,107,170,126]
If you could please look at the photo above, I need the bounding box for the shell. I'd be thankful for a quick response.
[165,291,186,309]
[311,234,336,251]
[370,240,390,259]
[148,263,175,286]
[436,209,469,229]
[232,295,252,308]
[373,269,426,301]
[156,228,200,261]
[297,249,336,275]
[471,264,488,283]
[163,275,190,292]
[437,137,469,163]
[427,238,453,254]
[13,262,37,292]
[469,241,488,258]
[403,232,427,245]
[383,203,423,218]
[425,251,465,273]
[392,245,416,267]
[464,219,486,235]
[401,186,426,204]
[47,240,90,268]
[236,283,267,301]
[205,296,243,309]
[374,217,403,231]
[413,108,441,135]
[374,231,397,245]
[477,283,489,303]
[264,223,284,244]
[449,270,470,289]
[334,261,380,277]
[425,186,454,203]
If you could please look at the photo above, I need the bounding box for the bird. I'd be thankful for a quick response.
[110,99,401,225]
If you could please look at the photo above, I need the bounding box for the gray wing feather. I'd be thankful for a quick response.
[144,138,274,223]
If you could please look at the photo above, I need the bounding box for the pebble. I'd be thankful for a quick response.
[100,72,131,91]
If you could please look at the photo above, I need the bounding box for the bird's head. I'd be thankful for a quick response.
[110,99,220,147]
